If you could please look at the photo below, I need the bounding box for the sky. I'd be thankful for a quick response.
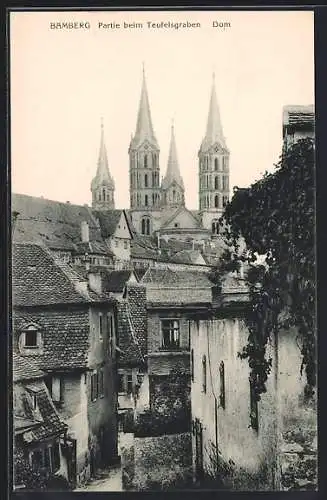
[10,10,314,210]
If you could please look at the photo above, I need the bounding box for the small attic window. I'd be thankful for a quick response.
[174,223,180,228]
[25,329,38,348]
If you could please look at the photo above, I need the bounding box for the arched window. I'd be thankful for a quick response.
[98,191,101,201]
[144,154,148,168]
[214,158,219,171]
[222,196,228,207]
[145,194,148,207]
[103,188,106,201]
[214,176,219,190]
[214,194,219,208]
[202,355,207,393]
[141,216,151,236]
[173,190,176,203]
[144,174,148,187]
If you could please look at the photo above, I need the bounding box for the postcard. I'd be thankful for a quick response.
[9,8,316,493]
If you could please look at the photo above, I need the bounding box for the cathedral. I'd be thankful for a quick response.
[91,69,230,240]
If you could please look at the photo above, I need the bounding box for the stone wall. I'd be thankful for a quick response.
[277,327,317,490]
[121,432,192,491]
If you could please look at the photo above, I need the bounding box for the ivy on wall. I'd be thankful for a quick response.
[210,138,316,402]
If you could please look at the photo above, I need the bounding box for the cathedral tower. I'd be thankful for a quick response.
[198,74,230,234]
[91,119,115,210]
[161,121,185,209]
[129,66,161,235]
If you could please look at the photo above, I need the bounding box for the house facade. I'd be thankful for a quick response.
[189,275,317,490]
[13,353,69,490]
[12,243,119,487]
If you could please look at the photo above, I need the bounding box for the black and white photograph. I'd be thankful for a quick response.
[9,8,316,492]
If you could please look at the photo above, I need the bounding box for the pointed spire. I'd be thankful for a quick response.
[201,73,226,150]
[92,118,115,189]
[131,66,158,149]
[162,121,184,190]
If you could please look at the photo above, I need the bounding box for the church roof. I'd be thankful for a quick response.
[200,73,227,152]
[91,119,115,190]
[282,105,315,130]
[161,123,184,191]
[129,67,159,150]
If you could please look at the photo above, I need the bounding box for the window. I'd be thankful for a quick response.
[202,355,207,393]
[219,361,225,409]
[174,222,180,228]
[214,158,219,171]
[91,371,98,401]
[118,374,125,393]
[212,219,219,235]
[24,328,38,348]
[141,217,151,236]
[32,394,37,410]
[250,375,259,431]
[99,313,103,341]
[214,176,219,190]
[103,188,106,201]
[145,194,148,207]
[161,320,180,350]
[222,196,228,207]
[214,195,219,208]
[191,349,194,382]
[144,154,148,168]
[51,376,63,404]
[98,368,104,398]
[124,240,128,249]
[127,374,133,394]
[51,442,60,472]
[222,176,228,191]
[115,240,118,247]
[144,173,148,187]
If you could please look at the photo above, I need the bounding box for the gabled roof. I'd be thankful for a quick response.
[12,193,103,251]
[172,249,207,266]
[13,353,45,382]
[14,380,67,440]
[102,270,138,293]
[159,206,202,230]
[93,209,133,240]
[73,241,113,257]
[12,243,111,306]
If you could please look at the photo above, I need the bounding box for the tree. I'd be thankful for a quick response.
[211,138,315,401]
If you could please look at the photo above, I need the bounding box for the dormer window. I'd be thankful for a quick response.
[19,324,42,353]
[25,329,38,348]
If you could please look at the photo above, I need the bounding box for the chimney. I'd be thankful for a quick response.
[81,221,90,243]
[88,272,102,295]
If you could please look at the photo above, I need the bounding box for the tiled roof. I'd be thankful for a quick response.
[12,193,103,251]
[116,300,144,366]
[13,309,91,370]
[14,380,67,441]
[141,268,213,305]
[73,241,112,256]
[283,105,315,127]
[13,353,45,382]
[172,249,206,265]
[12,243,111,306]
[126,284,147,357]
[102,270,137,293]
[93,209,133,239]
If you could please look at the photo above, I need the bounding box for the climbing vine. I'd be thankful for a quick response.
[211,138,316,402]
